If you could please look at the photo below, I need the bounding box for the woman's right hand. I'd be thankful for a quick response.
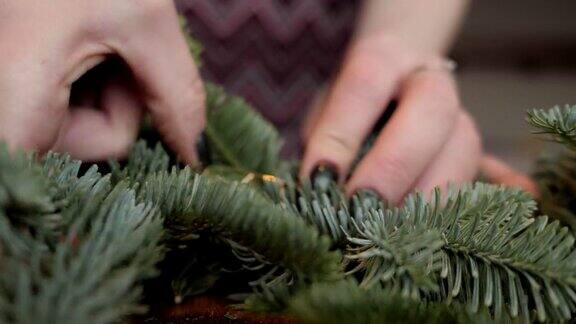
[0,0,205,164]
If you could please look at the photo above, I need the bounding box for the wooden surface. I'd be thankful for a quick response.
[141,296,298,323]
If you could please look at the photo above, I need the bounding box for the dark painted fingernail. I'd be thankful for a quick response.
[196,131,211,166]
[311,163,339,191]
[354,189,385,209]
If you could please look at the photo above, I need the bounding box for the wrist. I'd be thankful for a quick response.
[353,28,444,59]
[355,0,469,56]
[348,32,442,77]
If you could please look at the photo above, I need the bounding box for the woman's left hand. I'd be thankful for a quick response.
[300,35,482,204]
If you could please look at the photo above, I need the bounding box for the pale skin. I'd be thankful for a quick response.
[0,0,537,202]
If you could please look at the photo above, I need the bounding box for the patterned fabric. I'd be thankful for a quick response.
[177,0,361,156]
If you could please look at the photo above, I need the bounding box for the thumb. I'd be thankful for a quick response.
[53,70,144,161]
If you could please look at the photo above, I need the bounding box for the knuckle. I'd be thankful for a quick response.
[370,153,413,189]
[315,130,358,159]
[418,73,458,105]
[409,73,460,120]
[339,51,402,104]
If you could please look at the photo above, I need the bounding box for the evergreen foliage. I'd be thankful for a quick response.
[288,280,493,324]
[533,150,576,228]
[0,147,163,323]
[260,178,576,322]
[529,105,576,149]
[529,105,576,228]
[138,168,342,283]
[204,83,282,174]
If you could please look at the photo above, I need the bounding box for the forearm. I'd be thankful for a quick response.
[356,0,471,55]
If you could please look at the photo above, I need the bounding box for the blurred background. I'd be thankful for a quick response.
[456,0,576,172]
[180,0,576,172]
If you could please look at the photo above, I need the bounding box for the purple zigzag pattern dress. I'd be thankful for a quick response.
[177,0,361,156]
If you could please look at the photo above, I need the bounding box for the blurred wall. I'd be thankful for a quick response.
[454,0,576,171]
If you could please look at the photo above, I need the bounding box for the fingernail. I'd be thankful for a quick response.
[196,131,211,166]
[354,189,385,209]
[311,163,339,191]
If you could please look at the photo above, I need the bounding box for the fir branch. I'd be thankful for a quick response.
[205,84,282,174]
[267,175,576,321]
[533,149,576,228]
[108,141,170,186]
[344,183,534,299]
[0,147,165,323]
[242,280,299,313]
[107,143,238,303]
[138,168,342,284]
[0,145,55,237]
[287,280,493,324]
[40,153,109,231]
[0,149,100,257]
[0,180,163,323]
[347,213,445,296]
[528,105,576,149]
[0,146,52,212]
[263,175,386,246]
[348,183,576,322]
[0,209,39,260]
